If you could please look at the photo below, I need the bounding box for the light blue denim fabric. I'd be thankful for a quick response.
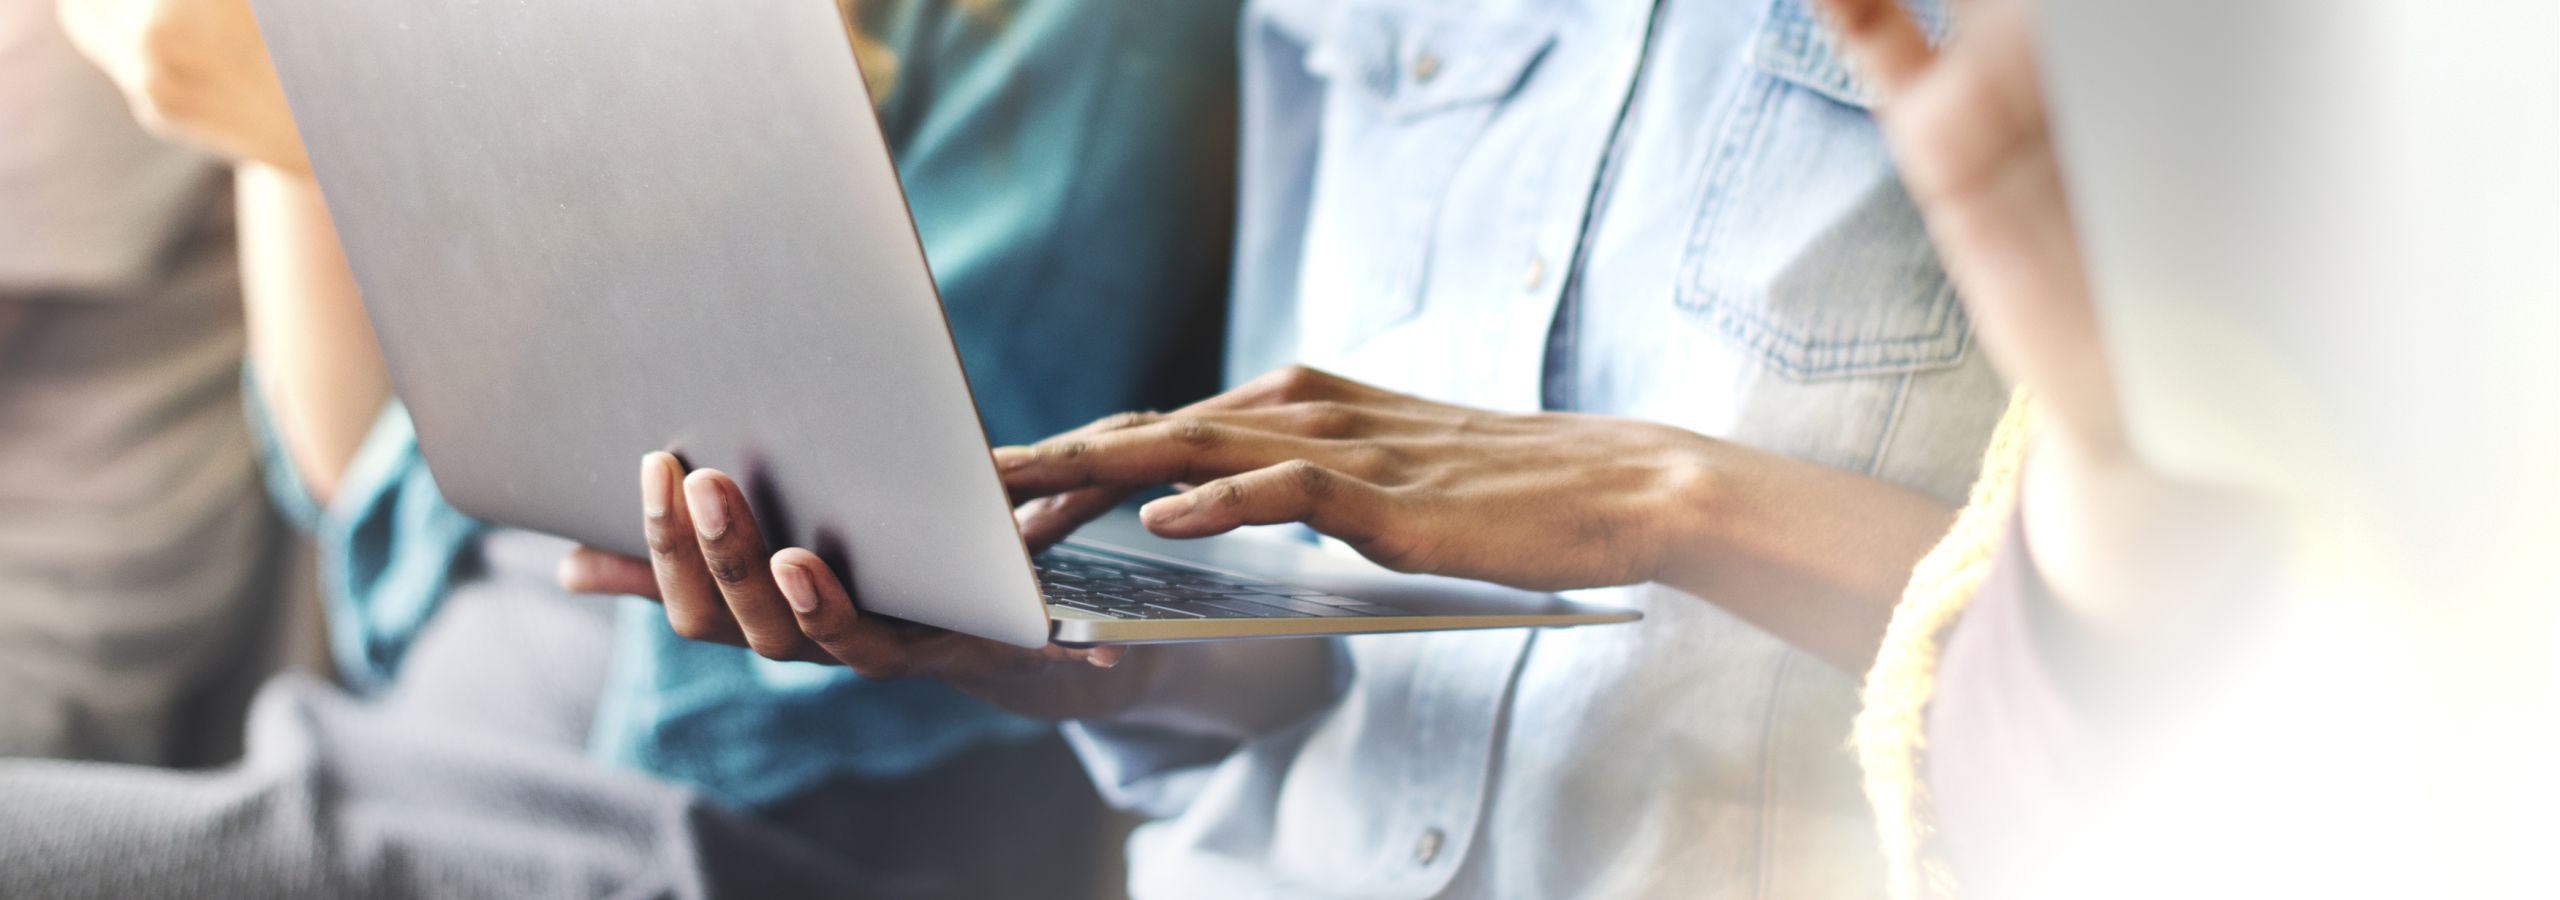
[259,0,1241,808]
[1073,0,2008,897]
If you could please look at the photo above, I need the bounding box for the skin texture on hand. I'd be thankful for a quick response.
[57,0,309,173]
[566,365,1964,680]
[999,366,1719,593]
[557,453,1153,722]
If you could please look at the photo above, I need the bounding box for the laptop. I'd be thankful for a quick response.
[249,0,1639,648]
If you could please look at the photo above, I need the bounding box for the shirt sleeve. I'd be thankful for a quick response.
[245,384,485,692]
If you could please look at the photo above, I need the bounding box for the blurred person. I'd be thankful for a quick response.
[0,0,286,766]
[8,0,1239,896]
[1815,0,2560,898]
[569,0,2018,896]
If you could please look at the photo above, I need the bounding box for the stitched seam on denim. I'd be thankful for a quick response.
[1755,1,1867,107]
[1755,650,1798,900]
[1867,372,1915,478]
[1678,72,1783,296]
[1697,270,1969,381]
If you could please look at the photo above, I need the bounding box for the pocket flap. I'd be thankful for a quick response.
[1306,7,1558,119]
[1746,0,1948,108]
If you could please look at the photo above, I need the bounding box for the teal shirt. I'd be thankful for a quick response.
[260,0,1239,808]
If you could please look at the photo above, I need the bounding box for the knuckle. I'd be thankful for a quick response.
[1171,418,1221,447]
[1208,479,1250,511]
[1042,440,1094,465]
[1098,411,1160,432]
[702,551,756,587]
[643,526,687,559]
[1266,365,1326,402]
[1282,459,1335,498]
[799,615,855,648]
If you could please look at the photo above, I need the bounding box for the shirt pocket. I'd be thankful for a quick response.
[1673,0,1966,382]
[1293,5,1558,358]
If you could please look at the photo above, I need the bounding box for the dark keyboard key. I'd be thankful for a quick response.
[1140,604,1207,619]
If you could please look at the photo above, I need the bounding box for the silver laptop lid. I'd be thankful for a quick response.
[252,0,1053,647]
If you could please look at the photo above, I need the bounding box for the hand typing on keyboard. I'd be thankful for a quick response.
[565,363,1960,681]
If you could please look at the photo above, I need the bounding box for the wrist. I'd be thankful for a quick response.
[1644,430,1734,588]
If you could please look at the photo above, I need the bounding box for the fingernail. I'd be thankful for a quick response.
[685,473,728,538]
[1141,493,1195,525]
[775,562,819,614]
[993,446,1031,472]
[640,454,673,518]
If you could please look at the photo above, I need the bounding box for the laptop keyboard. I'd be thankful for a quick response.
[1034,547,1405,620]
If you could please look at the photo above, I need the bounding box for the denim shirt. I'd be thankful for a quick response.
[263,0,1240,808]
[1072,0,2007,897]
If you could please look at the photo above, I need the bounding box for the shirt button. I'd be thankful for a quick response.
[1413,827,1446,865]
[1523,255,1547,291]
[1412,52,1444,84]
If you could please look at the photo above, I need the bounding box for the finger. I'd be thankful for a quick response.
[642,452,745,644]
[991,365,1379,485]
[683,469,820,662]
[557,546,660,598]
[999,420,1354,497]
[771,548,921,677]
[1812,0,1936,101]
[1015,487,1130,550]
[1137,461,1409,565]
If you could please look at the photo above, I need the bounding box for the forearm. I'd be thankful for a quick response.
[236,162,391,505]
[1655,441,1960,673]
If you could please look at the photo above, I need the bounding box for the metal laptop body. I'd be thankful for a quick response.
[251,0,1638,647]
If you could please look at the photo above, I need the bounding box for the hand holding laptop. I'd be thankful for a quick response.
[561,364,1737,713]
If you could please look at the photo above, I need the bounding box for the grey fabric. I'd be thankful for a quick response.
[0,531,1106,899]
[0,0,288,767]
[0,674,881,900]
